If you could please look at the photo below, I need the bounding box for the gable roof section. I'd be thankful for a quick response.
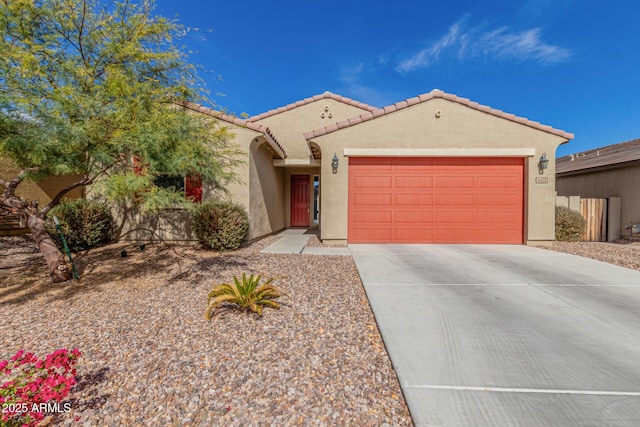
[556,138,640,175]
[303,89,574,141]
[248,91,377,122]
[178,101,286,159]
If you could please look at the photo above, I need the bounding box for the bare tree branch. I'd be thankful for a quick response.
[2,168,38,198]
[39,175,92,217]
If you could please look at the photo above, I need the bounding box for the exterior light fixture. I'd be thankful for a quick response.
[538,153,549,175]
[331,153,339,174]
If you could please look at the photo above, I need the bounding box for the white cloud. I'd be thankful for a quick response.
[518,0,575,21]
[340,62,365,82]
[335,62,398,107]
[395,16,571,74]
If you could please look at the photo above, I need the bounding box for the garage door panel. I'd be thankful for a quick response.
[436,194,475,206]
[476,228,520,243]
[348,157,523,244]
[353,193,392,206]
[434,229,473,243]
[478,176,520,189]
[395,176,433,188]
[394,157,435,167]
[395,211,434,224]
[477,212,519,224]
[436,176,475,188]
[394,229,434,242]
[352,227,393,242]
[352,211,392,223]
[353,176,392,189]
[478,194,520,207]
[436,211,475,224]
[395,194,433,206]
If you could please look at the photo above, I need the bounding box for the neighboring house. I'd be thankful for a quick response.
[171,88,572,245]
[556,138,640,239]
[0,158,84,235]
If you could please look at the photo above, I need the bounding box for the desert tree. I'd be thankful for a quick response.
[0,0,241,282]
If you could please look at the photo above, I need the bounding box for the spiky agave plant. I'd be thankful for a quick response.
[205,273,282,319]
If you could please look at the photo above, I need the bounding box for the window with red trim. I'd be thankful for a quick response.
[132,157,202,203]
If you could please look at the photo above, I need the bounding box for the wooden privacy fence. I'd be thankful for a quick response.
[580,198,607,242]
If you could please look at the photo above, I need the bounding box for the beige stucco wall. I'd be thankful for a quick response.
[310,98,569,244]
[252,99,371,160]
[246,140,285,238]
[1,158,85,207]
[556,164,640,237]
[103,122,285,242]
[1,158,84,234]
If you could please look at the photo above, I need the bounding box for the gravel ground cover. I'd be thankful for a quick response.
[0,235,412,426]
[545,241,640,272]
[303,230,347,248]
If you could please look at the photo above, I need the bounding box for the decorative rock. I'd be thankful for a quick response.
[0,235,413,426]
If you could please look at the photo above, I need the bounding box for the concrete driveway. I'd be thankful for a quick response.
[350,244,640,427]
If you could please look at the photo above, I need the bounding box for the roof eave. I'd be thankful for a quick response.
[305,89,574,141]
[557,158,640,176]
[176,100,286,159]
[248,92,377,122]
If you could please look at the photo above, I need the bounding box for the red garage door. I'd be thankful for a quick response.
[348,157,524,244]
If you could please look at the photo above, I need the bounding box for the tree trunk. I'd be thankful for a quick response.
[27,214,73,283]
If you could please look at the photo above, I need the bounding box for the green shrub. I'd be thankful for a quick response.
[555,206,586,241]
[46,199,115,252]
[192,200,249,251]
[205,273,281,318]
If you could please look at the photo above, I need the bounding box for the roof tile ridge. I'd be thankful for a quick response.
[248,91,377,122]
[257,125,286,157]
[557,138,640,161]
[178,100,245,125]
[437,90,574,139]
[176,100,286,157]
[303,88,573,140]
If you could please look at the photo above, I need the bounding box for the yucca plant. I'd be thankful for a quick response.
[205,273,282,318]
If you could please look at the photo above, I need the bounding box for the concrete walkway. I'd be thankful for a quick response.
[350,244,640,427]
[260,229,350,255]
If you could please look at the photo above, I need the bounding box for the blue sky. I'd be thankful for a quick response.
[154,0,640,156]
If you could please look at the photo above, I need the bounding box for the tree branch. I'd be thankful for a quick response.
[39,175,92,217]
[2,168,38,198]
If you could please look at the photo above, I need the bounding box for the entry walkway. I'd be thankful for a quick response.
[260,229,350,255]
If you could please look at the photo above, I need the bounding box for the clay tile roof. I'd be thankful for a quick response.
[556,138,640,174]
[248,92,377,122]
[304,89,575,141]
[176,101,286,158]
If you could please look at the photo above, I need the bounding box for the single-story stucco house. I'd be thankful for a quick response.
[3,89,574,245]
[556,138,640,239]
[160,88,572,246]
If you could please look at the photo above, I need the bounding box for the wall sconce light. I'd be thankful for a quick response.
[538,153,549,175]
[331,153,339,174]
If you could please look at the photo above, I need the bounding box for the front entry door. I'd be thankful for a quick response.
[291,175,310,227]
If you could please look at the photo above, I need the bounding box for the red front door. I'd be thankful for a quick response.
[291,175,310,227]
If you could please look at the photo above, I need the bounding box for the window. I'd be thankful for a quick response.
[153,174,202,203]
[132,157,202,203]
[154,175,185,193]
